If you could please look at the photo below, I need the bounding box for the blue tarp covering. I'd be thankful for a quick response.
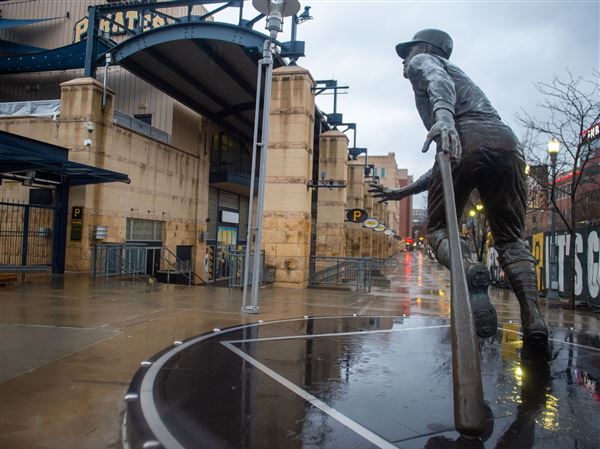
[0,40,112,74]
[0,17,62,30]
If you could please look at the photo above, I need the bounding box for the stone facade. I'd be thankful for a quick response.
[263,66,315,288]
[0,78,210,276]
[345,160,365,257]
[316,130,348,257]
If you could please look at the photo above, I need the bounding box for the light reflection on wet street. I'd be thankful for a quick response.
[1,252,599,449]
[125,253,600,449]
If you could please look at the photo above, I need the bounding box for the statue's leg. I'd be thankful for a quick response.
[478,143,549,360]
[497,244,549,359]
[427,160,497,338]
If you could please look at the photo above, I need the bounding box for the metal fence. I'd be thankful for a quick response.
[113,110,171,145]
[309,256,374,292]
[92,244,199,285]
[227,248,265,288]
[0,200,54,272]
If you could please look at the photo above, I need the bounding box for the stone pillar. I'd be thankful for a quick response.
[263,66,315,288]
[59,78,115,271]
[374,201,385,257]
[316,130,348,257]
[345,161,364,257]
[362,180,374,257]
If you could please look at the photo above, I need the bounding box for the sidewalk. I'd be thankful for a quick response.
[0,252,598,449]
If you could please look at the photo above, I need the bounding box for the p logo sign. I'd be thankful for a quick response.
[346,209,368,223]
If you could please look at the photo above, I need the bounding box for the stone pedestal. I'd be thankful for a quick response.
[345,161,364,257]
[316,130,348,257]
[263,66,315,288]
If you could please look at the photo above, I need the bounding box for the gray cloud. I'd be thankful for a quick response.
[295,0,599,181]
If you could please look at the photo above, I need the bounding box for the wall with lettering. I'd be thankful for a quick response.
[74,11,167,43]
[530,227,600,306]
[485,226,600,306]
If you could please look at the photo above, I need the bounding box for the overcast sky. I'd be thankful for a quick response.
[227,1,599,208]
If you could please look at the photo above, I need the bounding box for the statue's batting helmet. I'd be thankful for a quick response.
[396,29,453,59]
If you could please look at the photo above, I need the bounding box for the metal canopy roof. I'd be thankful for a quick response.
[0,130,130,187]
[110,21,283,140]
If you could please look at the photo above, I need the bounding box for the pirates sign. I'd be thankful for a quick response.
[74,10,167,43]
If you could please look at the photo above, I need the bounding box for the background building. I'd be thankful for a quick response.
[358,152,413,240]
[0,0,411,287]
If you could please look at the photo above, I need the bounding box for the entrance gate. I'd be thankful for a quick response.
[0,200,54,271]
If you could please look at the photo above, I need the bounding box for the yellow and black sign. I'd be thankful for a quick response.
[345,208,368,223]
[532,231,545,291]
[74,11,167,43]
[70,206,84,241]
[72,206,84,220]
[205,246,215,281]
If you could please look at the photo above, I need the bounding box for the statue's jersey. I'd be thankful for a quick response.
[406,53,502,130]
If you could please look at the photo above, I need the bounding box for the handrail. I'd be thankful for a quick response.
[94,245,152,284]
[92,244,204,286]
[309,256,372,292]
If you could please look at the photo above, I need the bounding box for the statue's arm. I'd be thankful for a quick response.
[369,168,432,202]
[408,54,461,159]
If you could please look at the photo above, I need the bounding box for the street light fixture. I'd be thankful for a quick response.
[547,137,560,300]
[242,0,301,315]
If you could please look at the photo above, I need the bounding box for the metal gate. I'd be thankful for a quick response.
[0,200,54,271]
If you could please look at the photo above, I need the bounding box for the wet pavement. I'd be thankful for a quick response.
[1,252,599,449]
[126,316,600,449]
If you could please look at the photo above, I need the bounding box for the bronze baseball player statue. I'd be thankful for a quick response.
[371,29,549,360]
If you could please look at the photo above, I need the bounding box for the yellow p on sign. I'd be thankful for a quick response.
[346,208,368,223]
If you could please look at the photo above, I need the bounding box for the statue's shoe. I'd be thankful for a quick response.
[521,315,551,362]
[467,264,498,338]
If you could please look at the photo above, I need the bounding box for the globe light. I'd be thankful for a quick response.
[548,138,560,155]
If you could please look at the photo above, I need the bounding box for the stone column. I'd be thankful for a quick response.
[316,130,348,257]
[263,66,315,288]
[362,180,374,257]
[374,201,386,257]
[345,161,364,257]
[59,78,115,271]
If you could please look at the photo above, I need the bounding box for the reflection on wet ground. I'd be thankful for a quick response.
[1,253,599,449]
[126,316,600,449]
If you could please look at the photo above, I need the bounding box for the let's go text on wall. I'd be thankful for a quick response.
[486,226,600,306]
[528,227,600,306]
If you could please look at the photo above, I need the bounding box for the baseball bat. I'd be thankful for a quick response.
[436,150,486,437]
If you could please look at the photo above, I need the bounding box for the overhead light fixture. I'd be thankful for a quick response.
[252,0,301,35]
[23,170,36,186]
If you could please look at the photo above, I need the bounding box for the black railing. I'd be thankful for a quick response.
[92,244,202,285]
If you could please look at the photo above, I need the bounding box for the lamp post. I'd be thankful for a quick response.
[546,138,560,300]
[241,0,301,314]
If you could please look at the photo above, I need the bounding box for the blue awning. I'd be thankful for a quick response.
[0,130,130,187]
[0,39,112,74]
[0,17,64,30]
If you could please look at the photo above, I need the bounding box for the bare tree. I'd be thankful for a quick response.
[460,191,488,262]
[517,70,600,308]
